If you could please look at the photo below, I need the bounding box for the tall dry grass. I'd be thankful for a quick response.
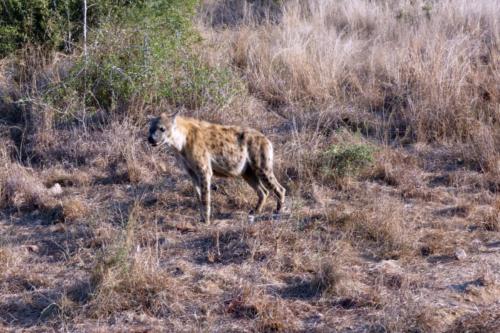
[201,0,499,170]
[0,1,499,331]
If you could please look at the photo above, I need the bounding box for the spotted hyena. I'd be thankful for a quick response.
[148,113,285,224]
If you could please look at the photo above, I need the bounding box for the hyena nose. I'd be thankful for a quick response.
[148,136,156,145]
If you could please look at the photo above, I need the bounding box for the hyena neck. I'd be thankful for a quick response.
[168,117,187,152]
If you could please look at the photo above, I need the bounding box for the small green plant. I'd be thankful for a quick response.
[320,143,375,180]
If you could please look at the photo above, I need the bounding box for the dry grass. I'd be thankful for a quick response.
[1,162,53,211]
[42,168,92,188]
[333,198,416,259]
[447,308,500,333]
[0,0,499,331]
[61,197,89,222]
[202,0,499,166]
[472,201,500,232]
[85,203,189,323]
[367,148,419,187]
[89,250,177,318]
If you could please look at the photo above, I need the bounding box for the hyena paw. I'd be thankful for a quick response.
[278,199,291,213]
[200,216,211,225]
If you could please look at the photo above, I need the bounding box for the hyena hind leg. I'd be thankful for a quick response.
[258,171,285,213]
[199,173,212,224]
[243,169,269,214]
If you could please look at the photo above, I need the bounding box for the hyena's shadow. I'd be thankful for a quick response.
[132,169,286,222]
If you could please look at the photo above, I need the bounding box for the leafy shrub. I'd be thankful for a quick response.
[320,143,375,179]
[45,0,243,119]
[0,0,141,57]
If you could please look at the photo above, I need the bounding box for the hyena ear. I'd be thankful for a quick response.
[171,109,180,118]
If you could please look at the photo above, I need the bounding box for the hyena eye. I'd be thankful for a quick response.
[159,127,166,132]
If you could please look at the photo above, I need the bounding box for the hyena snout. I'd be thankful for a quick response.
[148,136,158,146]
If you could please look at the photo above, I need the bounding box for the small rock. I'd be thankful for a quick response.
[158,161,168,173]
[47,183,63,196]
[378,260,393,268]
[377,260,403,274]
[454,248,467,261]
[25,245,40,253]
[49,223,66,233]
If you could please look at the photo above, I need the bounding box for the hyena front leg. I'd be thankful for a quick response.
[186,168,201,202]
[193,165,212,225]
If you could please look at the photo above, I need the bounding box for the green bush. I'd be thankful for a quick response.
[320,143,375,179]
[46,0,243,118]
[0,0,142,57]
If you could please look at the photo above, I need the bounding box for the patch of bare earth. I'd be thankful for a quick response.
[1,109,499,332]
[1,0,499,331]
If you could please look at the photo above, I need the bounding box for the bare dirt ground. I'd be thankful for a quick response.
[1,108,499,332]
[1,1,499,331]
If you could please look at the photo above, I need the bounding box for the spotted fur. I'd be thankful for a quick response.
[148,113,285,224]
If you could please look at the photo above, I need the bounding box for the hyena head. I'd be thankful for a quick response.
[148,113,175,147]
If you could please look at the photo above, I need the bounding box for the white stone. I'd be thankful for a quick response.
[47,183,63,196]
[454,248,467,261]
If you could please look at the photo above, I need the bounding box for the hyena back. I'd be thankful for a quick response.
[148,113,285,224]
